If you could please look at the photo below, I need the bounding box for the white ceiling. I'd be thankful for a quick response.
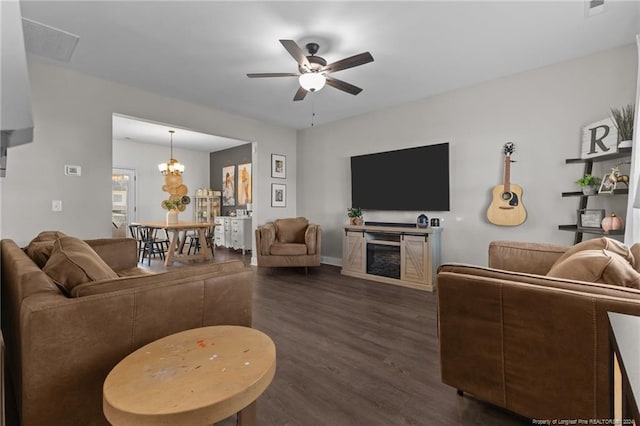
[112,114,249,152]
[19,1,640,131]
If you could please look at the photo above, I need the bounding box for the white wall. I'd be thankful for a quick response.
[297,44,638,267]
[1,59,297,246]
[112,138,211,223]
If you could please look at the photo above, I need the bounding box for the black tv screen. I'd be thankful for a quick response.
[350,143,450,211]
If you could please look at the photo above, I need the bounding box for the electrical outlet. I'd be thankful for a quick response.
[52,200,62,212]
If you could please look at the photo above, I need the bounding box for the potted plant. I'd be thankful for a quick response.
[347,207,364,225]
[575,174,602,195]
[611,103,635,148]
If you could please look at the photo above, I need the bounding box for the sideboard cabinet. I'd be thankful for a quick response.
[214,216,252,255]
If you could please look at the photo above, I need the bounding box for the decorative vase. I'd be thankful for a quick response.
[417,214,429,228]
[354,217,364,226]
[601,212,624,233]
[166,209,179,225]
[582,185,598,196]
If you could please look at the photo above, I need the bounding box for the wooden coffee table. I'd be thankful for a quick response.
[103,326,276,425]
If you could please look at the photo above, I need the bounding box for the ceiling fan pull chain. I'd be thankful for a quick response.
[311,93,316,127]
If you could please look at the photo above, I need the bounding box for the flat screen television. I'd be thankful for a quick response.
[350,142,450,211]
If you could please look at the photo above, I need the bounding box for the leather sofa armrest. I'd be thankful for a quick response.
[257,223,276,256]
[488,240,568,275]
[305,224,320,255]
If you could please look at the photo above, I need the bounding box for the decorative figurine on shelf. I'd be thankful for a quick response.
[417,214,429,228]
[601,213,624,233]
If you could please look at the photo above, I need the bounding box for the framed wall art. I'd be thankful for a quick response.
[598,172,617,194]
[577,209,605,228]
[238,163,252,206]
[222,165,236,206]
[271,154,286,179]
[271,183,286,207]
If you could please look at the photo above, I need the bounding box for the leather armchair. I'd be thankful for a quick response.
[255,217,321,270]
[437,239,640,421]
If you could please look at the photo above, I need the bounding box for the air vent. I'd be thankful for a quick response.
[585,0,606,17]
[22,18,79,62]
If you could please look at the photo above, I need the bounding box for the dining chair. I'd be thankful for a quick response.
[138,226,168,265]
[128,224,144,262]
[186,225,215,258]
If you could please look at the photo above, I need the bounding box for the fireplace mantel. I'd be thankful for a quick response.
[341,224,442,292]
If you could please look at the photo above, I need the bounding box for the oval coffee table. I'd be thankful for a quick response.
[103,326,276,425]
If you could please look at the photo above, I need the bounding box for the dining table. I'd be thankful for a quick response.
[133,221,215,266]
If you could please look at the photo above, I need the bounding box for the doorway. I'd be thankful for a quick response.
[112,168,136,237]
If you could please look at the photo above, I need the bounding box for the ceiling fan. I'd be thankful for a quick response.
[247,40,374,101]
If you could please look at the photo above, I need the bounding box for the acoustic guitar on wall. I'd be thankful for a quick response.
[486,142,527,226]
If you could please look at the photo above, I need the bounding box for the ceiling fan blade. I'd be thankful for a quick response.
[325,76,363,96]
[280,39,311,71]
[293,86,308,101]
[247,73,299,78]
[322,52,374,74]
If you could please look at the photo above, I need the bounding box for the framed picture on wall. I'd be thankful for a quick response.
[222,165,236,206]
[598,172,617,194]
[271,183,286,207]
[271,154,286,179]
[238,163,252,206]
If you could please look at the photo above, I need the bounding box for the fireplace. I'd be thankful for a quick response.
[366,242,400,279]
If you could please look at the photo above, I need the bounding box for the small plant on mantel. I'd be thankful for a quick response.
[347,207,364,225]
[575,174,602,195]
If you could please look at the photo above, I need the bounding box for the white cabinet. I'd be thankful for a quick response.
[213,217,229,247]
[214,216,252,254]
[194,195,215,223]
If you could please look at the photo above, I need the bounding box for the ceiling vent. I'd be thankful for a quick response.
[585,0,606,17]
[22,18,79,62]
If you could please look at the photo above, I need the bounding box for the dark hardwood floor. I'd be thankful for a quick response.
[148,248,530,426]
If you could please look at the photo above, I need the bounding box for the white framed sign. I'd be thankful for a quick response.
[581,118,618,159]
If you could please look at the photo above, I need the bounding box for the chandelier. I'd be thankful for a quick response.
[158,130,184,175]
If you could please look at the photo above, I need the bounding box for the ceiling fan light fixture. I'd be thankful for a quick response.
[299,72,326,92]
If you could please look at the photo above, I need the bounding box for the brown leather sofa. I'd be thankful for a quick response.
[1,233,253,425]
[255,217,321,270]
[437,239,640,421]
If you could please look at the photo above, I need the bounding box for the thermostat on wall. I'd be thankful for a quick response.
[64,165,81,176]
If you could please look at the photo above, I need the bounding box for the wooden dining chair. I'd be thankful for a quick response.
[186,225,215,258]
[128,224,145,262]
[138,226,168,265]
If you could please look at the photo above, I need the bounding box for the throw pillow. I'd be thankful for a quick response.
[274,217,309,243]
[24,231,68,268]
[630,243,640,272]
[43,236,118,294]
[547,249,640,289]
[551,237,634,269]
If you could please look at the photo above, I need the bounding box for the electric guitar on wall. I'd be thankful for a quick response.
[486,142,527,226]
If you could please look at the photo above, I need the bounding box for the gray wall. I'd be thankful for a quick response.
[210,144,252,216]
[1,59,297,246]
[297,44,638,267]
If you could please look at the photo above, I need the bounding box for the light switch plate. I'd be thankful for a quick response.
[52,200,62,212]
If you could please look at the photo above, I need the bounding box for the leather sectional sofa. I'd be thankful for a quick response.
[438,238,640,421]
[1,232,253,425]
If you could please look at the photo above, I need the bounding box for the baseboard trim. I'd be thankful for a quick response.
[321,256,342,267]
